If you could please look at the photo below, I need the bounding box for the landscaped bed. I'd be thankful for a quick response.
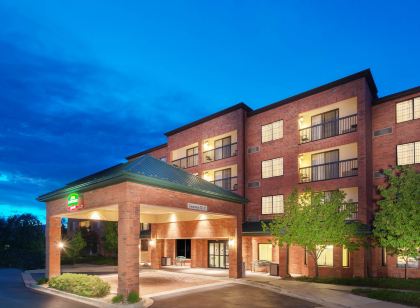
[48,273,111,297]
[352,288,420,307]
[293,276,420,291]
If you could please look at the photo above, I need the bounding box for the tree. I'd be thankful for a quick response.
[65,231,86,264]
[263,189,363,277]
[373,166,420,279]
[103,221,118,256]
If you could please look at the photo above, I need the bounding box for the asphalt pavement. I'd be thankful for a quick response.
[0,268,94,308]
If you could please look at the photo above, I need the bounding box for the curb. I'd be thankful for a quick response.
[21,271,153,308]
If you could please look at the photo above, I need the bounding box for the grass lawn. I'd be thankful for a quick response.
[294,276,420,291]
[352,288,420,307]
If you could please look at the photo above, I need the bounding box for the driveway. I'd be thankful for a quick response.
[0,268,94,308]
[151,283,317,308]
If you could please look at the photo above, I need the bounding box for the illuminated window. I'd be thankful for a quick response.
[258,243,273,261]
[397,255,419,268]
[262,195,284,214]
[262,157,283,178]
[262,120,283,143]
[342,246,349,267]
[396,97,420,123]
[317,245,333,266]
[397,141,420,165]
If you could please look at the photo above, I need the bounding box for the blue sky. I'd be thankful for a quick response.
[0,0,419,223]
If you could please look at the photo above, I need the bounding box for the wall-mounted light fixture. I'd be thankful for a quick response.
[149,239,156,246]
[228,239,235,247]
[90,211,101,220]
[58,241,65,249]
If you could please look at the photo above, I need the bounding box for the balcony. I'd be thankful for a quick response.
[211,176,238,191]
[299,114,357,144]
[299,158,358,183]
[203,143,238,163]
[172,154,198,169]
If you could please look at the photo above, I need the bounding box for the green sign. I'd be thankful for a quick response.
[67,193,79,207]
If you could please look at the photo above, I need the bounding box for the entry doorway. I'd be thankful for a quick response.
[208,240,229,269]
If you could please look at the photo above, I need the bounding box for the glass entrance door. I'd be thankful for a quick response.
[208,240,229,269]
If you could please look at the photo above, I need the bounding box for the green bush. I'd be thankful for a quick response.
[352,288,420,307]
[49,273,110,297]
[37,277,48,285]
[127,291,140,303]
[112,294,124,303]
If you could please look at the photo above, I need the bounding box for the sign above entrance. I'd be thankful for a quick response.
[67,193,83,211]
[187,202,208,212]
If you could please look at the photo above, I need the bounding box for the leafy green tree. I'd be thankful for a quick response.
[65,231,86,264]
[263,189,362,277]
[103,221,118,256]
[373,166,420,279]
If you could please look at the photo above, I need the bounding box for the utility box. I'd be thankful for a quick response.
[270,263,279,276]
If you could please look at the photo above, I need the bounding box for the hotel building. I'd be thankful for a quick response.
[39,69,420,295]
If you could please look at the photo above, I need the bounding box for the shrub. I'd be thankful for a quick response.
[112,294,124,303]
[49,273,110,297]
[127,291,140,303]
[37,277,48,285]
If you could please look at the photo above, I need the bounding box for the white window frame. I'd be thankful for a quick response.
[262,157,283,178]
[262,120,283,143]
[396,97,420,123]
[261,195,284,215]
[397,141,420,165]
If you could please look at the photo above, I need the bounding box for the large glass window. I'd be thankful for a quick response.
[397,141,420,165]
[317,245,333,266]
[176,239,191,258]
[262,120,283,143]
[397,255,419,268]
[262,157,283,178]
[396,97,420,123]
[262,195,284,214]
[258,243,273,261]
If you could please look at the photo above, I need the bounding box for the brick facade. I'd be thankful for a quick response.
[51,70,420,287]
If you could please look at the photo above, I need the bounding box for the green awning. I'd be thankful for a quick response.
[37,154,247,204]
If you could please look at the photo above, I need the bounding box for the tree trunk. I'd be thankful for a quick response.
[405,261,408,280]
[315,262,319,278]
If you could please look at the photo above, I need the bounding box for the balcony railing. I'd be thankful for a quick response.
[340,202,359,220]
[299,114,357,144]
[203,143,238,163]
[211,176,238,191]
[172,154,198,169]
[299,158,358,183]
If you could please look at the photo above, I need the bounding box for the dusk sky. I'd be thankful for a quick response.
[1,0,419,223]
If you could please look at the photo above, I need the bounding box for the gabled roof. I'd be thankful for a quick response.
[164,103,252,136]
[125,143,167,160]
[249,69,378,116]
[37,155,246,204]
[374,85,420,105]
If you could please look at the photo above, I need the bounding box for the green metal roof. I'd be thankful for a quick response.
[37,155,247,204]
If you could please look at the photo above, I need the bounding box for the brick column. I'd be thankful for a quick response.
[46,215,61,279]
[151,239,164,269]
[229,218,242,278]
[278,244,289,277]
[118,201,140,297]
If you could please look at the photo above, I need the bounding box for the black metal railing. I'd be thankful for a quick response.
[203,143,238,163]
[340,202,359,220]
[172,154,199,169]
[299,158,358,183]
[211,176,238,191]
[299,114,357,144]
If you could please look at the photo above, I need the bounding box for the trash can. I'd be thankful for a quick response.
[161,257,172,266]
[270,263,279,276]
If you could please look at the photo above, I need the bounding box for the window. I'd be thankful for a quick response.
[397,141,420,165]
[176,239,191,258]
[258,243,273,261]
[262,195,284,214]
[262,120,283,143]
[397,255,419,268]
[262,158,283,178]
[342,246,349,267]
[141,223,150,231]
[396,97,420,123]
[381,248,387,266]
[373,127,392,137]
[317,245,333,266]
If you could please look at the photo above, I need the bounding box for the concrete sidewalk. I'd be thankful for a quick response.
[240,274,409,308]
